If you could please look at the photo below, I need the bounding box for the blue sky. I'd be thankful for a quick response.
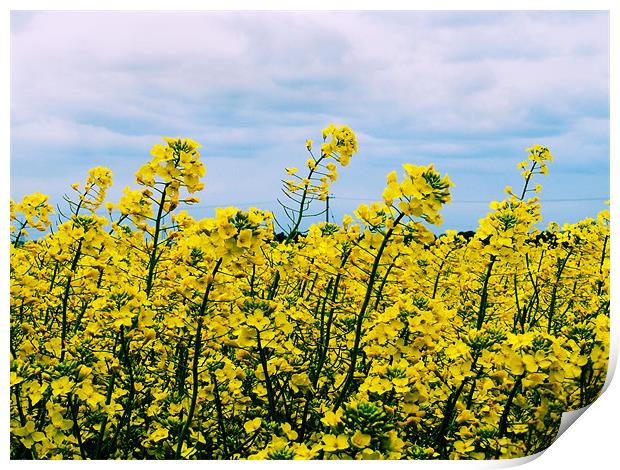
[10,10,609,232]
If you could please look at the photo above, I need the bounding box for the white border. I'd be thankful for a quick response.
[2,1,617,468]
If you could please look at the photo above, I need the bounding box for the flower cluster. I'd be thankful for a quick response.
[284,124,357,203]
[136,137,206,209]
[381,163,453,225]
[10,192,54,243]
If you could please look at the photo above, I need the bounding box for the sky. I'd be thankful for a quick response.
[10,10,610,232]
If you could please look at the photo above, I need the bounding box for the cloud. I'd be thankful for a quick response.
[12,117,158,151]
[10,11,609,230]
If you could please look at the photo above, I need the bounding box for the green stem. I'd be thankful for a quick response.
[299,250,351,441]
[286,155,327,242]
[210,371,229,458]
[547,249,572,334]
[94,371,116,459]
[373,254,399,310]
[175,258,222,458]
[109,327,136,457]
[13,220,27,246]
[13,386,27,426]
[435,380,470,457]
[496,374,525,458]
[145,184,169,297]
[316,278,334,369]
[476,255,496,330]
[60,238,83,362]
[256,329,277,420]
[524,251,544,328]
[68,394,86,459]
[334,213,405,411]
[597,235,609,296]
[266,270,280,300]
[175,318,203,459]
[519,161,537,200]
[432,249,454,300]
[512,273,522,333]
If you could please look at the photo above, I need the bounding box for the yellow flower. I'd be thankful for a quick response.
[281,422,299,441]
[322,434,349,452]
[51,376,73,396]
[149,428,169,442]
[322,123,336,140]
[217,221,236,240]
[244,417,262,433]
[350,430,371,449]
[237,229,253,248]
[12,421,45,449]
[320,410,343,427]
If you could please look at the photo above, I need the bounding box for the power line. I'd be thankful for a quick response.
[183,195,608,210]
[332,196,609,204]
[189,200,279,209]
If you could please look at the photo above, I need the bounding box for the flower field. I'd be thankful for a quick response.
[10,125,609,460]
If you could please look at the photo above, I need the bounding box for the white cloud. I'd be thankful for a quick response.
[12,117,158,150]
[10,11,609,229]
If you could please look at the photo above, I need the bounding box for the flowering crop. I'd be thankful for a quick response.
[10,126,609,460]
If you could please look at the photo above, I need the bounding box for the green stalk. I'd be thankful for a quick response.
[432,249,454,300]
[316,278,334,368]
[94,371,116,459]
[12,220,28,246]
[145,183,169,297]
[524,251,544,328]
[547,249,572,334]
[435,379,470,457]
[13,386,27,427]
[512,273,522,333]
[210,371,229,458]
[495,374,525,458]
[476,255,496,330]
[286,154,327,242]
[313,249,350,385]
[373,254,399,310]
[60,238,83,362]
[175,317,203,459]
[68,394,86,459]
[109,327,136,457]
[597,235,609,296]
[44,260,61,325]
[333,213,405,411]
[519,161,538,200]
[256,329,277,421]
[266,270,281,300]
[299,250,351,440]
[175,258,222,458]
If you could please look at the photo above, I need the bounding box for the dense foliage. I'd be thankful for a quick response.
[10,126,609,460]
